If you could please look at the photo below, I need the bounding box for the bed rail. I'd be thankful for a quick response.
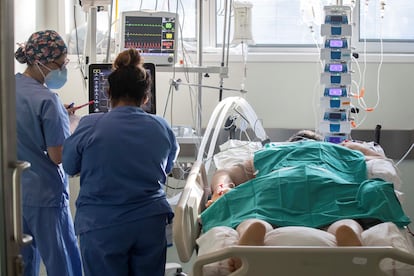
[173,161,208,262]
[193,245,414,276]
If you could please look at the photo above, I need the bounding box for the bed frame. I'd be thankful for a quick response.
[172,97,414,275]
[173,162,414,276]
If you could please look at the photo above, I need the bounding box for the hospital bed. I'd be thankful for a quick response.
[173,97,414,276]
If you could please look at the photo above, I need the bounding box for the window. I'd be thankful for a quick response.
[216,0,348,47]
[360,1,414,41]
[215,0,414,53]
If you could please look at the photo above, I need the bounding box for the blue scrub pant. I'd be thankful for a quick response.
[79,214,167,276]
[21,205,83,276]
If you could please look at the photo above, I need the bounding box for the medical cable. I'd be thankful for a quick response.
[176,0,200,134]
[171,0,203,141]
[164,0,179,123]
[72,4,88,92]
[360,1,369,101]
[169,81,247,94]
[309,25,322,133]
[240,41,248,93]
[104,0,114,63]
[310,36,322,132]
[353,3,384,117]
[231,108,253,141]
[167,0,180,125]
[162,85,174,118]
[395,143,414,167]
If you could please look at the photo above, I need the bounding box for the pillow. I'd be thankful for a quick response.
[213,140,262,170]
[196,226,238,276]
[362,222,412,252]
[265,226,336,246]
[366,158,401,190]
[362,223,414,273]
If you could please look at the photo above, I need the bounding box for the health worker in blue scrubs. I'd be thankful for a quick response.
[15,30,83,276]
[62,48,179,276]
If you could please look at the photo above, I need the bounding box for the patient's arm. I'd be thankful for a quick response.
[341,141,385,161]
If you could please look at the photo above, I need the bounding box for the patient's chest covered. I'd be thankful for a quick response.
[200,141,410,232]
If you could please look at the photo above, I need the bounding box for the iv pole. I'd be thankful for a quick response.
[196,0,203,137]
[194,0,231,135]
[160,1,233,136]
[219,0,232,101]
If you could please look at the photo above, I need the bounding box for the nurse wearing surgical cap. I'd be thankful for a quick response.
[15,30,83,276]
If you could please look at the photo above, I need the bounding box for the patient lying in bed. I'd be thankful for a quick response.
[199,131,411,272]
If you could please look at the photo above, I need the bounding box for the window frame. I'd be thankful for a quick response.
[209,0,414,55]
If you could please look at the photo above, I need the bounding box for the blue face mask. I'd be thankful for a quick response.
[36,62,68,89]
[44,67,68,89]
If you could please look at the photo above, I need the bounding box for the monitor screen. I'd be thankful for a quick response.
[328,39,344,48]
[328,88,343,96]
[88,63,156,114]
[119,11,178,66]
[329,64,343,72]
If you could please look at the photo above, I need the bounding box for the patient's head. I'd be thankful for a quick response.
[207,170,236,208]
[288,130,323,142]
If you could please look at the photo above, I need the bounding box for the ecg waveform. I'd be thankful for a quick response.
[122,15,176,60]
[125,33,162,37]
[125,23,162,28]
[124,41,161,50]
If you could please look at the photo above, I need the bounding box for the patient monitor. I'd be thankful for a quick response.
[118,10,178,66]
[88,63,156,114]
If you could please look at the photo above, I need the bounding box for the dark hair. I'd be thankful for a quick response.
[107,49,151,106]
[288,130,323,142]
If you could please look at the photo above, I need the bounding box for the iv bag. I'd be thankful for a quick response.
[232,1,254,45]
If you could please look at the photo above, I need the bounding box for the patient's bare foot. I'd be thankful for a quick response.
[228,222,267,272]
[228,257,242,273]
[335,225,363,246]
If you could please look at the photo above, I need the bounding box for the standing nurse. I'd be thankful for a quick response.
[62,48,179,276]
[15,30,83,276]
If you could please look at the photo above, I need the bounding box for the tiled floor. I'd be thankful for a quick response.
[39,244,193,276]
[38,175,193,275]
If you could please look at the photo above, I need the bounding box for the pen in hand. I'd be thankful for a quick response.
[72,100,94,111]
[65,102,76,115]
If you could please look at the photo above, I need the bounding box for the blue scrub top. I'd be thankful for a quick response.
[62,106,179,234]
[15,73,70,207]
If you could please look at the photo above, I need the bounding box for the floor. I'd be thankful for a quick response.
[38,176,194,276]
[39,240,194,276]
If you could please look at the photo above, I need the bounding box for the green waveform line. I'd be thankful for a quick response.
[125,23,162,27]
[125,33,162,37]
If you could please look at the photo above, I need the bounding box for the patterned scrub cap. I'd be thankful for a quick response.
[15,30,67,65]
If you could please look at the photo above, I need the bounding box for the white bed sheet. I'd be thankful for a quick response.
[196,222,414,276]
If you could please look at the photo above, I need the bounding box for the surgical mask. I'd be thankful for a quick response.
[36,62,68,89]
[44,67,68,89]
